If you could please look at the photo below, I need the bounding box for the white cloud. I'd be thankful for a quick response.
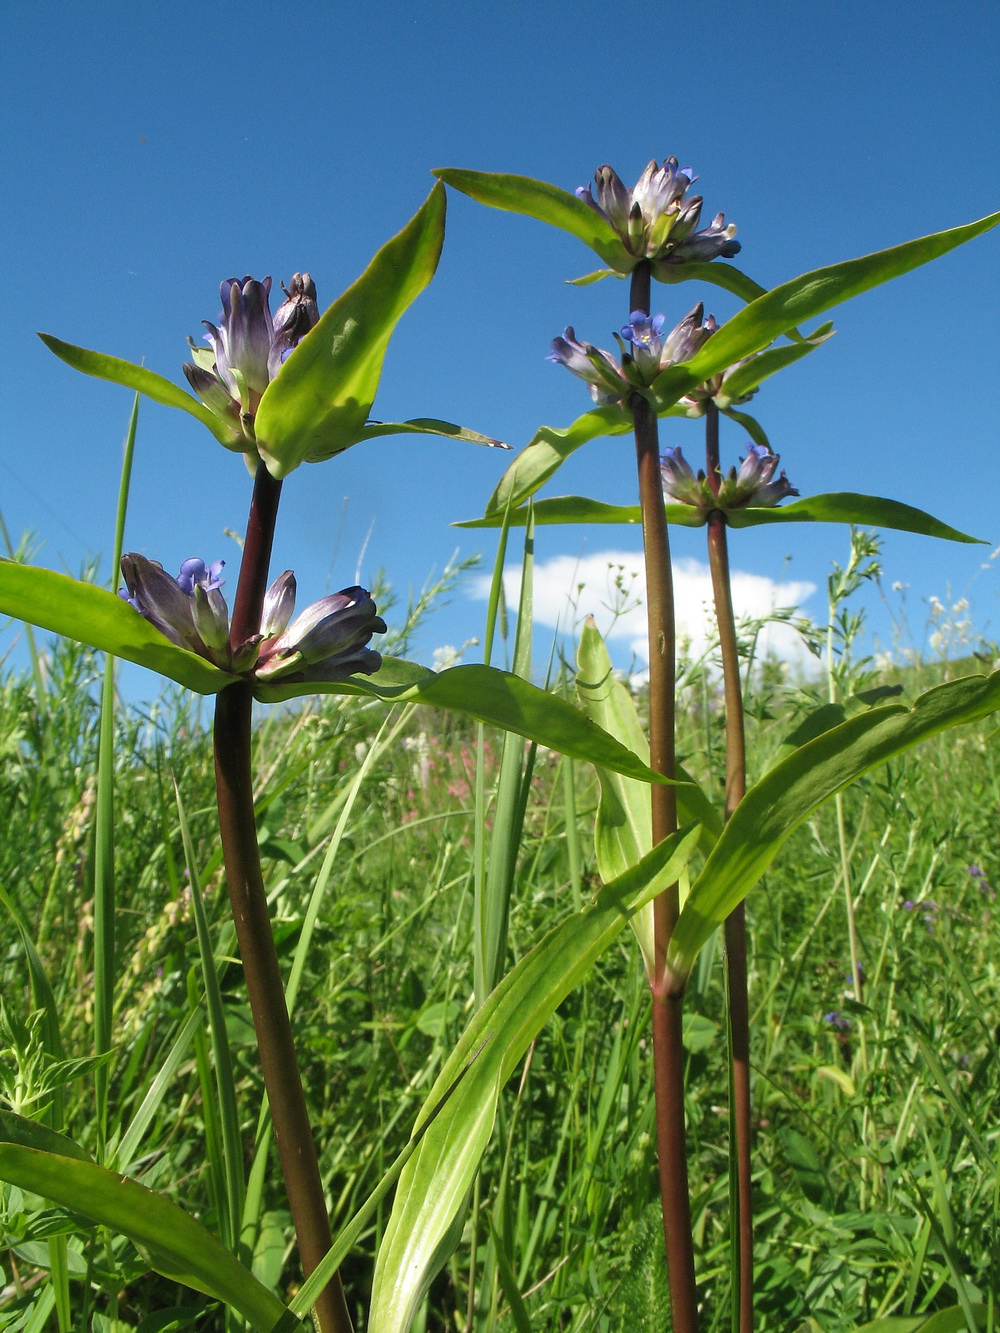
[471,548,817,669]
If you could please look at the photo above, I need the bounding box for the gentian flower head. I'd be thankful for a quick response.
[661,444,798,511]
[120,555,385,682]
[577,159,741,267]
[183,273,320,426]
[723,444,799,508]
[255,585,387,682]
[548,327,629,405]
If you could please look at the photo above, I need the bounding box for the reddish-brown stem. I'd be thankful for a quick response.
[630,261,700,1333]
[214,460,352,1333]
[704,403,753,1332]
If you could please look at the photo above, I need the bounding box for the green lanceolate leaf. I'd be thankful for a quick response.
[0,1144,302,1332]
[576,617,656,972]
[566,267,624,286]
[482,403,690,516]
[668,668,1000,981]
[37,335,244,451]
[368,825,701,1333]
[724,492,985,542]
[254,185,447,477]
[0,561,237,694]
[575,618,722,974]
[434,168,634,271]
[255,659,681,787]
[356,417,507,449]
[650,209,1000,410]
[456,491,982,544]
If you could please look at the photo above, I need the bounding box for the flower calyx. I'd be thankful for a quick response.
[120,554,385,683]
[577,159,741,270]
[660,444,798,513]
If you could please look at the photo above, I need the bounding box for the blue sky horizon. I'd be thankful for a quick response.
[2,0,998,692]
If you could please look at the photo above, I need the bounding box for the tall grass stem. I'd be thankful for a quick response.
[93,394,140,1151]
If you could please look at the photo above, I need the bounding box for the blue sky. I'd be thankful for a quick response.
[2,0,998,688]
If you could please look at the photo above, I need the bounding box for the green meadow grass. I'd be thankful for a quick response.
[0,605,997,1331]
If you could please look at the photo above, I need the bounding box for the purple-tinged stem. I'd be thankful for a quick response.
[704,402,753,1332]
[629,261,700,1333]
[214,460,353,1333]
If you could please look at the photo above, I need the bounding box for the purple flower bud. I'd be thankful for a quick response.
[548,327,628,404]
[660,303,718,368]
[823,1010,851,1032]
[260,570,297,639]
[119,554,209,656]
[182,272,320,424]
[268,273,320,380]
[577,159,739,267]
[660,446,712,507]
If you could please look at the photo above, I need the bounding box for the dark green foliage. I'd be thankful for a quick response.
[1,626,997,1329]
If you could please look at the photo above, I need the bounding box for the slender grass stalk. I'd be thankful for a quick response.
[93,394,140,1152]
[628,261,698,1332]
[174,779,245,1256]
[213,460,351,1333]
[703,402,753,1332]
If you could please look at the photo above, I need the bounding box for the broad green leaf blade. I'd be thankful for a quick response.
[0,561,237,694]
[650,210,1000,409]
[669,668,1000,980]
[0,1145,301,1332]
[0,1111,91,1163]
[37,335,243,451]
[483,403,689,516]
[457,491,981,543]
[711,323,834,407]
[575,619,722,973]
[369,825,701,1333]
[356,417,507,449]
[254,660,681,787]
[725,492,983,543]
[434,168,633,271]
[254,184,447,477]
